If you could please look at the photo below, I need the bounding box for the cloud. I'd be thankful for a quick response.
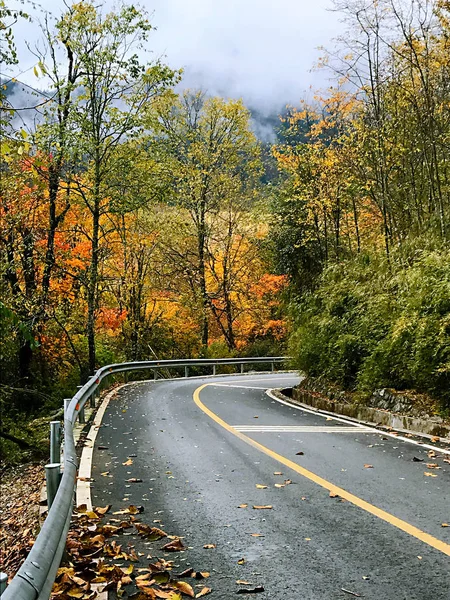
[8,0,342,115]
[149,0,341,111]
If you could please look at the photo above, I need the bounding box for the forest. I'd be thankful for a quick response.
[1,0,450,461]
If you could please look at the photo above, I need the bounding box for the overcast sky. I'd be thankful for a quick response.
[7,0,343,114]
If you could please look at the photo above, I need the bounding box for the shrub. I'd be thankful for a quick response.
[289,245,450,410]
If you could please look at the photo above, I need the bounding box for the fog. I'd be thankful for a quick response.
[4,0,342,117]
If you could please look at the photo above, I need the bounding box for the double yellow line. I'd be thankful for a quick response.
[193,383,450,557]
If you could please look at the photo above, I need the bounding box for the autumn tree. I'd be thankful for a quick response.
[152,91,262,349]
[48,0,178,373]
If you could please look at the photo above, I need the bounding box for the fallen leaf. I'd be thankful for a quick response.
[236,580,251,585]
[417,556,422,560]
[129,505,141,514]
[113,505,141,515]
[122,459,133,466]
[66,587,85,598]
[442,523,449,527]
[274,484,285,488]
[273,472,282,476]
[424,472,438,477]
[238,504,248,509]
[295,451,304,456]
[85,511,99,519]
[249,533,264,537]
[101,472,110,477]
[236,586,265,594]
[304,537,311,541]
[135,524,167,540]
[125,478,143,483]
[364,464,373,469]
[121,565,134,575]
[162,538,185,552]
[192,572,210,580]
[426,463,440,469]
[329,492,339,498]
[173,581,195,597]
[203,544,216,549]
[179,568,194,578]
[195,588,211,598]
[341,589,361,597]
[153,571,171,585]
[252,505,272,510]
[237,558,246,565]
[431,436,440,442]
[255,484,267,489]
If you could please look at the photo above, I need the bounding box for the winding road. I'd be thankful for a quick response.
[90,373,450,599]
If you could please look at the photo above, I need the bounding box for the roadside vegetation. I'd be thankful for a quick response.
[0,1,286,462]
[272,0,450,414]
[1,0,450,465]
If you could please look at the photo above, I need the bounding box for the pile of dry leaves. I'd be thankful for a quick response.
[52,504,211,599]
[0,463,44,580]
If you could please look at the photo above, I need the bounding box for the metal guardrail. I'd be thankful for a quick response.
[2,356,288,600]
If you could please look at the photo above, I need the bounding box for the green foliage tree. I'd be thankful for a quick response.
[152,91,262,348]
[272,0,450,410]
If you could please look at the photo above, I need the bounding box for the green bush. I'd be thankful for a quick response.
[289,245,450,409]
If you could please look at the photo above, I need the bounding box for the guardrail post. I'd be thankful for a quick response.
[64,398,71,417]
[76,386,86,423]
[0,572,8,595]
[154,369,157,381]
[78,405,85,424]
[185,366,189,378]
[90,392,96,408]
[50,421,61,464]
[213,364,216,376]
[240,363,244,374]
[271,361,275,372]
[45,463,61,509]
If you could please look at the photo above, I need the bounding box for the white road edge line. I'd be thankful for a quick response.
[212,384,270,389]
[233,427,374,432]
[266,389,450,456]
[76,384,127,600]
[77,385,127,507]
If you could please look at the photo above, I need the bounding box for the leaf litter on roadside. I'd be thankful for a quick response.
[0,464,44,579]
[50,504,212,599]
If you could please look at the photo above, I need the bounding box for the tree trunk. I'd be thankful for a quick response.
[87,177,100,375]
[198,205,209,348]
[352,195,361,253]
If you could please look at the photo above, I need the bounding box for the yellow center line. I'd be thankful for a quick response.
[193,383,450,557]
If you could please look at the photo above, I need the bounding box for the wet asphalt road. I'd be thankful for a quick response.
[91,373,450,599]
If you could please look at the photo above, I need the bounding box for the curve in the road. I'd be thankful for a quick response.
[194,383,450,557]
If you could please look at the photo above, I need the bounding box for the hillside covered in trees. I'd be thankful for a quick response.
[1,0,449,461]
[272,0,450,412]
[0,0,287,458]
